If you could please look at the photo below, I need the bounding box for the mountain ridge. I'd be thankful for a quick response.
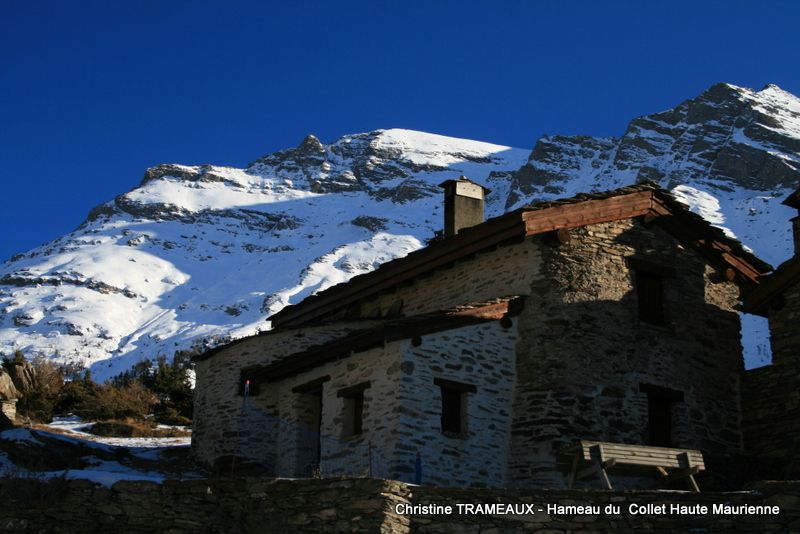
[1,84,797,378]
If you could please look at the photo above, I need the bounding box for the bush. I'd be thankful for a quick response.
[13,356,64,423]
[87,419,190,438]
[59,379,156,422]
[8,351,192,425]
[112,353,194,423]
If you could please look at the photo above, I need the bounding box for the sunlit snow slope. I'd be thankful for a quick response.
[1,83,798,379]
[0,130,529,379]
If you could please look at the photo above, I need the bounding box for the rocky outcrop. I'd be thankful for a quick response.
[6,360,36,394]
[507,83,800,208]
[0,370,18,401]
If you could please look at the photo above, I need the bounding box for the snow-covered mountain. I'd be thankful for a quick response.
[1,83,797,379]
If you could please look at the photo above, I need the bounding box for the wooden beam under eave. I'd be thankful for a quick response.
[450,301,510,319]
[524,204,653,235]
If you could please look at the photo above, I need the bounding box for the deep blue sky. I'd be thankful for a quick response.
[2,1,799,262]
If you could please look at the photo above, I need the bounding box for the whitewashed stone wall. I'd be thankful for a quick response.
[195,319,519,486]
[257,342,404,478]
[191,321,381,466]
[234,321,518,485]
[394,321,518,487]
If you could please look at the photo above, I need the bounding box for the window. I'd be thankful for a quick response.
[627,258,674,327]
[434,378,476,436]
[338,382,370,437]
[636,270,665,325]
[640,384,684,447]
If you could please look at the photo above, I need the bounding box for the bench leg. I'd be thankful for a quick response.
[597,463,613,490]
[687,474,700,493]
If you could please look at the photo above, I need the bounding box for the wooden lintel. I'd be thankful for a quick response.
[292,375,331,394]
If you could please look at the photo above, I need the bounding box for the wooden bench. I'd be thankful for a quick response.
[559,440,705,492]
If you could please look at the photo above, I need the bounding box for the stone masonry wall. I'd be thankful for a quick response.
[192,321,381,466]
[741,361,800,478]
[394,321,518,487]
[2,477,799,533]
[509,219,745,487]
[767,277,800,366]
[234,321,517,486]
[324,237,542,320]
[259,342,404,478]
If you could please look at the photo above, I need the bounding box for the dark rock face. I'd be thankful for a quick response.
[247,130,476,198]
[507,83,800,208]
[351,216,388,232]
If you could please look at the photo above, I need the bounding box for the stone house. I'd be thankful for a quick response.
[741,187,800,477]
[192,180,771,488]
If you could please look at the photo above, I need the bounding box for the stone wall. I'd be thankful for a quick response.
[767,277,800,366]
[0,477,398,533]
[192,321,381,466]
[194,217,751,489]
[741,361,800,477]
[205,321,518,487]
[258,341,404,478]
[1,477,799,533]
[509,219,745,487]
[395,321,518,487]
[323,237,542,321]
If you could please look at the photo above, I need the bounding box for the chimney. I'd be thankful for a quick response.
[438,176,490,238]
[784,188,800,256]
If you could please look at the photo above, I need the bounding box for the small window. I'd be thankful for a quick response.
[636,270,665,325]
[441,387,465,434]
[434,378,476,436]
[338,382,370,437]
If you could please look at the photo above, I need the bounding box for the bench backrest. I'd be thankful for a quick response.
[578,440,705,471]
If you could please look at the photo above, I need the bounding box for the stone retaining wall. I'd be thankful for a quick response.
[1,477,799,533]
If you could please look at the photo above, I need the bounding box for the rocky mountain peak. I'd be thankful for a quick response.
[1,84,797,377]
[297,134,325,155]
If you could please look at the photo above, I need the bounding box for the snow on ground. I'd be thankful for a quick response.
[0,417,197,487]
[44,415,192,447]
